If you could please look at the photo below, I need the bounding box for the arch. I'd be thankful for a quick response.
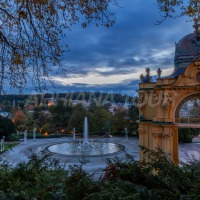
[137,31,200,164]
[174,93,200,119]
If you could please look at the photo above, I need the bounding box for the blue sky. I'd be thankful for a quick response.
[8,0,193,96]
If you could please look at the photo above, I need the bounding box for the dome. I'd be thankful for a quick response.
[169,32,200,78]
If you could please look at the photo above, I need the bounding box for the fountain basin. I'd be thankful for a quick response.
[47,141,125,156]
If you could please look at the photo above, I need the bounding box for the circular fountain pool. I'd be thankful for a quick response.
[47,141,125,156]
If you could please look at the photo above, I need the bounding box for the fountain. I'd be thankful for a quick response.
[33,128,36,140]
[73,128,76,141]
[24,130,27,143]
[0,138,4,152]
[83,117,88,142]
[124,127,128,141]
[47,117,125,156]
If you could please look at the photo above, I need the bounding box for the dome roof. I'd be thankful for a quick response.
[169,32,200,78]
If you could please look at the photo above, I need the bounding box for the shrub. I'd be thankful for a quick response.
[0,147,200,199]
[0,116,16,140]
[97,147,200,199]
[179,128,199,143]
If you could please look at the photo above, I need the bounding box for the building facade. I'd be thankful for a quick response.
[137,30,200,164]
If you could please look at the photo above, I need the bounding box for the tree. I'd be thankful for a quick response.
[68,104,87,134]
[189,100,200,118]
[0,116,16,140]
[48,100,72,133]
[0,0,117,93]
[12,108,27,131]
[157,0,200,27]
[178,100,200,142]
[128,105,139,134]
[110,108,129,133]
[88,106,112,133]
[178,128,199,143]
[33,109,51,130]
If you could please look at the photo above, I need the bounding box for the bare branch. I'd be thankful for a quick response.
[0,0,118,94]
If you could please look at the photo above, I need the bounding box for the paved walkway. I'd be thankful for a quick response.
[2,137,200,178]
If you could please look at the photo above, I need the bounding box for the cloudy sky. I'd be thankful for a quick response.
[9,0,194,96]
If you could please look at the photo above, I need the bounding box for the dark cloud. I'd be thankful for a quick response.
[60,0,192,80]
[48,79,140,96]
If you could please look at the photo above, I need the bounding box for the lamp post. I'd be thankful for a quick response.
[73,128,76,141]
[0,139,4,152]
[33,128,36,140]
[125,127,128,141]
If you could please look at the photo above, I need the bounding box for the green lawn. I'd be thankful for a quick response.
[4,142,19,151]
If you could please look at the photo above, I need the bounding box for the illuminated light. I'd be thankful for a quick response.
[48,102,55,106]
[44,132,48,136]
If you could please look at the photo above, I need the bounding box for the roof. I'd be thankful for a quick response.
[174,32,200,70]
[167,32,200,78]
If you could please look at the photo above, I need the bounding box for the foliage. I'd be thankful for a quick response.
[110,108,129,132]
[0,151,96,200]
[2,93,139,138]
[88,106,112,133]
[96,147,200,200]
[8,132,61,140]
[12,108,26,131]
[128,105,139,135]
[0,152,68,199]
[26,133,61,139]
[179,128,199,143]
[68,104,87,134]
[188,99,200,118]
[0,147,200,199]
[0,116,16,140]
[157,0,200,25]
[0,1,117,93]
[41,122,53,134]
[47,100,72,133]
[4,142,19,151]
[33,109,51,130]
[7,133,21,142]
[64,165,97,200]
[23,115,36,132]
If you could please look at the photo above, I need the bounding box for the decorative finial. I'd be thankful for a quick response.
[140,73,144,82]
[157,68,162,78]
[145,67,150,76]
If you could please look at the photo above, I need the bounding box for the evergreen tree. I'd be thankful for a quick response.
[0,116,16,140]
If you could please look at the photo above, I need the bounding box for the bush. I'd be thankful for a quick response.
[0,116,16,140]
[97,147,200,199]
[27,134,61,139]
[179,128,199,143]
[0,147,200,199]
[8,133,21,141]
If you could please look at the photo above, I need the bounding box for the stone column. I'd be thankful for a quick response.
[138,125,145,161]
[173,126,179,165]
[162,126,174,161]
[152,125,163,151]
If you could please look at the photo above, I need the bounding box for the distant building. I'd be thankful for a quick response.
[45,98,57,106]
[25,104,35,111]
[0,103,4,110]
[70,100,90,108]
[0,112,11,118]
